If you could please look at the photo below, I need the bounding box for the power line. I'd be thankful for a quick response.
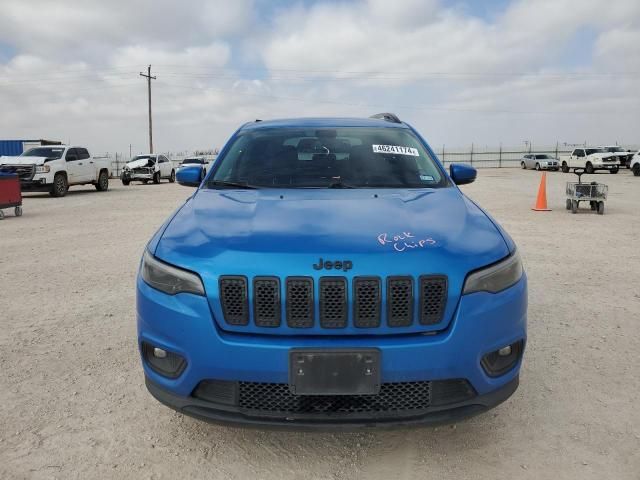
[155,80,640,116]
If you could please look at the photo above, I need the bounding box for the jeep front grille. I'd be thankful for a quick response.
[253,277,280,327]
[419,275,448,325]
[387,277,414,327]
[219,276,249,325]
[218,274,448,331]
[286,277,314,328]
[319,277,347,328]
[353,277,381,328]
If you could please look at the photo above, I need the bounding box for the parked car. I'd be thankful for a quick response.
[559,147,619,174]
[177,156,212,180]
[630,150,640,176]
[137,113,527,428]
[520,154,559,171]
[0,145,110,197]
[121,154,175,185]
[599,146,635,168]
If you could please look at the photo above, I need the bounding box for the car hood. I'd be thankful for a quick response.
[588,153,615,160]
[154,187,510,334]
[0,156,49,166]
[125,158,154,169]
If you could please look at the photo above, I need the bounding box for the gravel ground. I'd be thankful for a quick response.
[1,169,639,480]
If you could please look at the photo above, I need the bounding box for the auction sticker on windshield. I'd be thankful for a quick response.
[372,145,419,156]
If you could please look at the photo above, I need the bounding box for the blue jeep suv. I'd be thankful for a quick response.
[137,113,527,428]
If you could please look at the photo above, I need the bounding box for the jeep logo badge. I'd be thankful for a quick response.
[313,258,353,272]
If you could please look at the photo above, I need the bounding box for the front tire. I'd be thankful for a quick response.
[566,199,572,210]
[169,170,176,183]
[571,200,578,214]
[15,205,23,217]
[597,202,605,215]
[50,173,68,197]
[562,162,569,173]
[521,162,526,169]
[153,172,160,184]
[95,170,109,191]
[610,167,619,174]
[585,162,594,174]
[535,163,541,171]
[633,164,640,176]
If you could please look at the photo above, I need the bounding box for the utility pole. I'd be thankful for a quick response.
[140,65,156,153]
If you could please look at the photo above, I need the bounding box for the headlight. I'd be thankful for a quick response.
[463,251,523,294]
[140,250,205,296]
[35,165,50,174]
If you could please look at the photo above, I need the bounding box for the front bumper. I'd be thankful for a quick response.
[137,274,527,427]
[145,374,519,429]
[20,177,52,191]
[124,172,154,180]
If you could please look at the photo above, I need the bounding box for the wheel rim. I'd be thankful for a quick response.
[56,176,65,194]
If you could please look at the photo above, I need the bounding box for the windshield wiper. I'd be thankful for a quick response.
[327,180,357,189]
[209,180,259,190]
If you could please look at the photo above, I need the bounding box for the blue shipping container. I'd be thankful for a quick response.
[0,140,26,156]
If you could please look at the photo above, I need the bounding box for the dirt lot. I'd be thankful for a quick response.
[1,169,639,480]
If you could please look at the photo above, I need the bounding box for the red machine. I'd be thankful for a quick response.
[0,172,23,219]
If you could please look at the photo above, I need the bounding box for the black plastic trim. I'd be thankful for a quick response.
[252,276,281,327]
[353,276,382,328]
[285,276,314,328]
[386,276,414,327]
[219,275,249,326]
[319,276,348,328]
[418,275,448,325]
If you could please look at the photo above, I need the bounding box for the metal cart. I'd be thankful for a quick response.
[565,169,608,215]
[0,171,23,219]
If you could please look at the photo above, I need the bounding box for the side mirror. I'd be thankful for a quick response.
[450,163,477,185]
[176,165,203,187]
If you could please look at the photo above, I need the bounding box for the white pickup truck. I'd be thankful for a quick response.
[599,146,635,168]
[0,145,111,197]
[559,147,619,174]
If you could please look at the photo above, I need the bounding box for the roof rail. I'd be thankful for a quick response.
[370,112,401,124]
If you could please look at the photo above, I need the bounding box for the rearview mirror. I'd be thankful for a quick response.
[450,163,477,185]
[176,165,204,187]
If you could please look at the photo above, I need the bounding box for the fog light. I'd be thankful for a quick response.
[153,347,167,358]
[142,342,186,378]
[481,340,523,377]
[498,345,512,357]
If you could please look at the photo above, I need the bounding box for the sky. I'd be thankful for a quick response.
[0,0,639,156]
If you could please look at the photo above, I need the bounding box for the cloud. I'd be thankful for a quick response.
[0,0,638,154]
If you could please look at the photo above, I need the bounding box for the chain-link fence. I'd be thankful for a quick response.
[97,144,639,177]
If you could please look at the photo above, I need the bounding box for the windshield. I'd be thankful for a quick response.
[586,148,605,155]
[21,147,65,159]
[535,154,551,159]
[208,127,446,189]
[183,158,203,164]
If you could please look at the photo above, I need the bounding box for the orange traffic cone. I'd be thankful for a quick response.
[532,172,551,211]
